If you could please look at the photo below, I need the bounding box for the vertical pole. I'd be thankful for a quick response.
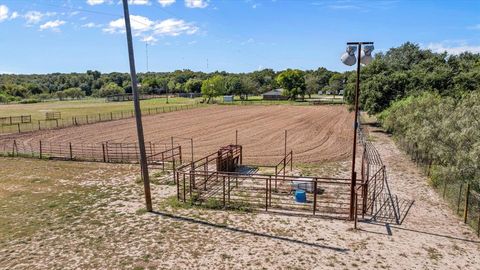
[39,140,43,159]
[223,176,226,207]
[102,143,106,162]
[17,123,20,133]
[350,43,362,221]
[122,0,152,212]
[161,152,165,171]
[228,175,231,202]
[69,142,73,160]
[354,192,358,229]
[235,129,238,145]
[265,178,268,211]
[269,176,272,206]
[176,171,180,200]
[313,180,317,215]
[183,173,186,202]
[464,183,470,223]
[188,138,193,165]
[274,166,278,191]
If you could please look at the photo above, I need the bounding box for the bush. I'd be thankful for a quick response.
[19,98,40,104]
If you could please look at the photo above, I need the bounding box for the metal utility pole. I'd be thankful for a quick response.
[344,41,373,220]
[122,0,152,212]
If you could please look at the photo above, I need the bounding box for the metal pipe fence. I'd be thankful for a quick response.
[0,103,202,134]
[0,139,182,169]
[177,170,354,219]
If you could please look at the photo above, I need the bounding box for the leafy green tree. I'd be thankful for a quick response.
[185,78,203,93]
[240,77,258,100]
[96,82,125,97]
[305,74,320,98]
[63,87,85,99]
[275,69,306,100]
[324,73,344,99]
[201,75,226,103]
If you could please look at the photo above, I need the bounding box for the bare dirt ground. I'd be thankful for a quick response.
[1,121,479,270]
[1,105,353,164]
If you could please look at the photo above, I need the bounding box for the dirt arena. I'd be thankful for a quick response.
[1,105,354,164]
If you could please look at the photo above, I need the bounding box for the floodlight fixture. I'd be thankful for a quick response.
[341,45,357,66]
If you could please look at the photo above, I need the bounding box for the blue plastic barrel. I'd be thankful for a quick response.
[295,189,307,203]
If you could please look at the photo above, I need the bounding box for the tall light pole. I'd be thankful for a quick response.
[122,0,152,212]
[341,41,374,220]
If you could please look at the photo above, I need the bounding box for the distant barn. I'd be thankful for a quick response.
[262,89,288,100]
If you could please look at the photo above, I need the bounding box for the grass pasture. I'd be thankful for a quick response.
[0,97,197,122]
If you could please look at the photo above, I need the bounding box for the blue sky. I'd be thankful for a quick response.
[0,0,479,74]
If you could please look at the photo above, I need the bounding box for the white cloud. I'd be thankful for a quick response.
[39,20,66,31]
[153,18,198,36]
[24,11,56,24]
[427,42,480,55]
[82,22,102,28]
[158,0,176,7]
[0,5,9,22]
[10,11,19,19]
[185,0,208,8]
[142,35,157,44]
[103,14,154,35]
[128,0,151,4]
[86,0,108,5]
[104,15,198,40]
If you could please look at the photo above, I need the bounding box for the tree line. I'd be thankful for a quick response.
[361,43,480,194]
[0,67,346,103]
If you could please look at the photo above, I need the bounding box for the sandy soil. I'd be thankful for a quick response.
[0,105,353,165]
[1,121,479,270]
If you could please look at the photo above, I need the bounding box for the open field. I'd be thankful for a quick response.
[1,105,353,165]
[1,125,479,270]
[0,97,196,122]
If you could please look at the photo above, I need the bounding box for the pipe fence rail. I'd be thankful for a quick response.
[0,139,182,169]
[177,170,354,219]
[0,103,202,134]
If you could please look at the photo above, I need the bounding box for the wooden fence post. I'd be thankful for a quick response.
[69,142,73,160]
[464,183,470,223]
[39,140,43,159]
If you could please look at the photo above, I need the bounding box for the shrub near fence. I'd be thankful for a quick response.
[0,103,202,134]
[395,136,480,236]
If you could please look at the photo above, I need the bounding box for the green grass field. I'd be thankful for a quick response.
[0,97,199,121]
